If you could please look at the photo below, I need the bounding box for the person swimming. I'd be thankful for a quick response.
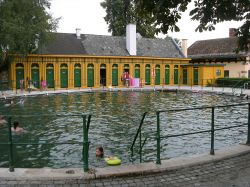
[0,115,7,126]
[96,146,104,158]
[11,121,24,133]
[4,100,14,107]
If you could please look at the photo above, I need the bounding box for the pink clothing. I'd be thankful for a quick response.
[41,80,46,89]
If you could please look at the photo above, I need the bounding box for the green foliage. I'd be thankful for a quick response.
[216,78,250,87]
[189,0,250,52]
[100,0,157,37]
[135,0,191,34]
[0,0,59,65]
[102,0,249,51]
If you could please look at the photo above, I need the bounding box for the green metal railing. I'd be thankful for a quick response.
[131,103,250,164]
[155,103,250,164]
[0,114,91,172]
[130,112,148,163]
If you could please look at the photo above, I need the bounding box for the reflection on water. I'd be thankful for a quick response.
[0,91,248,168]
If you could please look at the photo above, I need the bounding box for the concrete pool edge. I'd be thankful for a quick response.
[1,85,249,100]
[0,144,249,181]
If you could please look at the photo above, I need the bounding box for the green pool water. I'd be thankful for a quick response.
[0,91,248,168]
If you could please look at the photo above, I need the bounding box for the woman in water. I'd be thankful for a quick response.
[11,121,24,133]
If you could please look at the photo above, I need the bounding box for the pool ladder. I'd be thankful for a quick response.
[130,112,148,163]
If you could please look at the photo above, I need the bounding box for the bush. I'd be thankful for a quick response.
[216,78,250,88]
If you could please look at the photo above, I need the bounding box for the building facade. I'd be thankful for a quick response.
[7,25,224,90]
[188,28,250,78]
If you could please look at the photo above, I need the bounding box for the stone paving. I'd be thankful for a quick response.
[0,145,250,187]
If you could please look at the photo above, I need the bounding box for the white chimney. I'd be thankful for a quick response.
[181,39,188,58]
[76,28,81,39]
[126,24,136,56]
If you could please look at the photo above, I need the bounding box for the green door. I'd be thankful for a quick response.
[134,64,140,78]
[174,66,179,84]
[193,68,199,85]
[46,65,54,88]
[87,64,94,87]
[16,65,24,89]
[31,65,40,88]
[183,69,188,85]
[60,67,68,88]
[145,65,151,85]
[165,65,170,84]
[112,65,118,86]
[155,65,160,85]
[74,65,81,87]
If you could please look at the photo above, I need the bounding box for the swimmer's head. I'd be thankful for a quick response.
[96,146,104,158]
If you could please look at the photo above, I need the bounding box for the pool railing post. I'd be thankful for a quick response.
[156,111,161,164]
[222,80,224,91]
[82,115,89,172]
[246,103,250,145]
[139,126,142,163]
[210,107,215,155]
[8,117,14,172]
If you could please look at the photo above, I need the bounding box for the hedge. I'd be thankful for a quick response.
[216,78,250,87]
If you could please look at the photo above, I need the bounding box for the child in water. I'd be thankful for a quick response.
[96,146,104,158]
[96,146,121,165]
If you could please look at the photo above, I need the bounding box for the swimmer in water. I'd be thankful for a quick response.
[96,146,104,158]
[0,115,7,126]
[11,121,24,133]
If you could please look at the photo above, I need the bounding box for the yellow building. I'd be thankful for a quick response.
[7,25,224,90]
[188,28,249,78]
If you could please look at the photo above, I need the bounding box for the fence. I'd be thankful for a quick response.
[0,114,91,172]
[131,103,250,164]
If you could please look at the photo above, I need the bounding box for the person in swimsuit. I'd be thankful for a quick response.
[11,121,24,133]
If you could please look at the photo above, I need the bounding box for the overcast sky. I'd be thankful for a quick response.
[50,0,243,46]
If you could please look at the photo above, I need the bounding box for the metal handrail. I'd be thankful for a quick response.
[0,113,91,172]
[155,102,250,165]
[157,102,249,113]
[160,123,247,139]
[232,80,244,94]
[130,112,148,163]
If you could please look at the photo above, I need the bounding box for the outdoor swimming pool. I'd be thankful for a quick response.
[0,90,248,168]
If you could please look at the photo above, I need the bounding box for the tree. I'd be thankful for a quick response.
[135,0,249,51]
[0,0,59,66]
[101,0,249,51]
[100,0,157,38]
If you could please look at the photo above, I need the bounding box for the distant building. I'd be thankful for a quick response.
[188,28,250,78]
[6,24,224,90]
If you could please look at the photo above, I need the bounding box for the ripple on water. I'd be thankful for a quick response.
[0,91,248,168]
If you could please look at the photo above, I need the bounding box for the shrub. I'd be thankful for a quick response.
[216,78,250,88]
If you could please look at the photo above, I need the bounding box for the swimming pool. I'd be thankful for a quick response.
[0,91,248,168]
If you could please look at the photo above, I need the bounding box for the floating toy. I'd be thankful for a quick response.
[104,157,121,166]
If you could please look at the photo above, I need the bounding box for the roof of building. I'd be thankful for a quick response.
[188,37,248,60]
[38,33,185,58]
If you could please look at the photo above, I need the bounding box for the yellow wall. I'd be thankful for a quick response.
[9,55,223,90]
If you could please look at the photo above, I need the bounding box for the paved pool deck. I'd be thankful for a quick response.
[0,144,250,187]
[1,86,250,187]
[0,85,250,99]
